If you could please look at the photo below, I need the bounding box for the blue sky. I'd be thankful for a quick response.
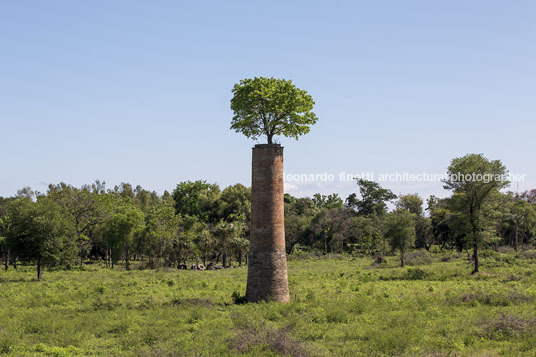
[1,1,535,200]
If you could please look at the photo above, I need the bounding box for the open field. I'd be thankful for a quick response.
[1,251,536,356]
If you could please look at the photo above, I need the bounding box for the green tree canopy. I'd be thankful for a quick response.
[230,77,318,144]
[385,209,416,267]
[346,179,397,216]
[443,153,508,273]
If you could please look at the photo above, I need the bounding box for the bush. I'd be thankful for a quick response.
[523,250,536,260]
[228,322,309,357]
[404,250,432,266]
[231,291,247,305]
[496,246,515,254]
[403,268,429,280]
[481,313,536,340]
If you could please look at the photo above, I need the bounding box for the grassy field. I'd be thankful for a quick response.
[1,250,536,356]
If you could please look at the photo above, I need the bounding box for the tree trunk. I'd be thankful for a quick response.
[222,252,227,268]
[37,257,42,280]
[400,251,404,267]
[4,249,8,270]
[238,251,242,267]
[125,248,130,271]
[472,241,479,274]
[514,223,519,252]
[267,133,273,144]
[470,205,479,274]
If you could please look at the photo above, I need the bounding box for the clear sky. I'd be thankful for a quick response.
[1,1,535,200]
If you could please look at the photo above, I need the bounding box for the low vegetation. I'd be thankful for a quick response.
[1,251,536,356]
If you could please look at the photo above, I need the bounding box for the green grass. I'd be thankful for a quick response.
[1,251,536,356]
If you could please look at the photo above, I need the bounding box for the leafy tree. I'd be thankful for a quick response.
[141,204,178,268]
[0,197,13,269]
[285,197,318,254]
[500,194,536,251]
[347,215,384,254]
[230,77,318,144]
[9,197,77,279]
[310,207,354,254]
[346,179,397,216]
[212,215,247,267]
[194,228,213,266]
[396,194,432,250]
[220,184,251,222]
[176,215,203,267]
[443,154,508,273]
[396,194,423,216]
[312,193,343,209]
[47,183,105,265]
[520,189,536,204]
[173,180,221,223]
[385,209,416,267]
[415,216,433,251]
[102,203,144,270]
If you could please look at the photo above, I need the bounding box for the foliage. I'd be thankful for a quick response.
[346,179,397,216]
[1,254,536,355]
[230,77,318,144]
[385,209,416,267]
[443,153,509,273]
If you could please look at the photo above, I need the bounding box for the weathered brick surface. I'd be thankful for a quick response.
[245,144,290,303]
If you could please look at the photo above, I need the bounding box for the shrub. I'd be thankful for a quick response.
[404,250,432,266]
[403,268,429,280]
[523,250,536,260]
[231,291,247,305]
[228,322,309,357]
[372,254,387,265]
[496,246,515,254]
[481,313,536,340]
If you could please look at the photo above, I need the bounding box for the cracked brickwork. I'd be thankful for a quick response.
[245,144,290,303]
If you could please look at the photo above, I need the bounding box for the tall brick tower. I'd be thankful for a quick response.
[246,144,290,303]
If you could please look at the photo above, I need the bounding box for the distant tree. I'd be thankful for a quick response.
[220,184,251,222]
[176,215,203,267]
[415,216,433,251]
[212,220,235,268]
[47,183,105,265]
[102,203,144,270]
[194,228,213,266]
[385,209,416,267]
[396,194,432,250]
[141,204,178,268]
[443,154,508,273]
[230,77,318,144]
[285,197,318,254]
[520,189,536,204]
[396,194,423,216]
[310,207,354,254]
[346,179,397,216]
[9,197,77,279]
[347,215,384,255]
[312,193,343,209]
[0,197,12,269]
[173,180,221,223]
[501,195,536,251]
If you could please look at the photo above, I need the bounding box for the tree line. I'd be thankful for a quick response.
[1,154,535,279]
